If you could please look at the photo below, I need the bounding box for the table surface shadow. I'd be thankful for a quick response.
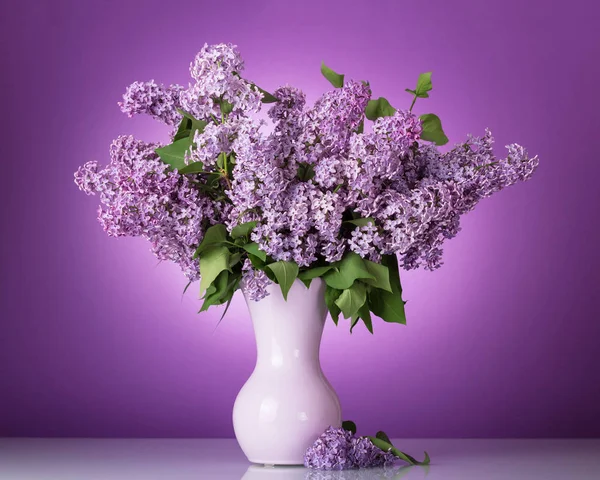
[0,438,599,480]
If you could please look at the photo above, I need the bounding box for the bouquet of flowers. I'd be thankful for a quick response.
[75,43,538,332]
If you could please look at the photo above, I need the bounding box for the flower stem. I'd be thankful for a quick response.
[409,95,417,112]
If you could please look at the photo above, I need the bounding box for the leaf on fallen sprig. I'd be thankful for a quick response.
[342,420,357,435]
[375,431,392,444]
[367,436,430,466]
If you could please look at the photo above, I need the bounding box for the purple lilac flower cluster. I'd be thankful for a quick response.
[75,135,220,281]
[119,80,184,126]
[304,427,396,470]
[75,43,539,302]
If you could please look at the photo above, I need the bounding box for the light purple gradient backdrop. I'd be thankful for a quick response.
[1,0,599,438]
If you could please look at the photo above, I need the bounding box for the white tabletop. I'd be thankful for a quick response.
[0,438,598,479]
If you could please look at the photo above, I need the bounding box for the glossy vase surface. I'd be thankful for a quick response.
[233,278,341,465]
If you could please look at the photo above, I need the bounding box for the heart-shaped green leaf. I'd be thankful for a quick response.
[242,242,267,262]
[368,254,406,325]
[362,259,392,292]
[178,161,205,175]
[199,246,231,297]
[415,72,432,97]
[194,224,228,258]
[335,282,367,319]
[266,261,299,300]
[325,286,342,325]
[324,252,375,290]
[419,113,449,146]
[155,137,192,170]
[231,221,257,239]
[298,265,335,281]
[365,97,396,121]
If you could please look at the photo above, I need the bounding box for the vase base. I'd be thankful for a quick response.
[250,460,304,467]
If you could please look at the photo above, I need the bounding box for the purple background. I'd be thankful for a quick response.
[1,0,599,438]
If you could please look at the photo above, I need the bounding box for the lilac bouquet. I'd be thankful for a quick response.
[75,43,538,331]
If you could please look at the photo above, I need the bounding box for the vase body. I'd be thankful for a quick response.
[233,278,342,465]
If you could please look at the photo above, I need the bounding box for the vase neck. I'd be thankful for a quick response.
[244,279,327,368]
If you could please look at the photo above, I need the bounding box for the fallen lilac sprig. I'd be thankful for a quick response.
[304,421,429,470]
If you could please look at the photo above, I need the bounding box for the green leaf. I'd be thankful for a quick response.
[182,280,192,295]
[405,88,416,95]
[365,97,396,121]
[266,261,299,300]
[194,224,228,258]
[177,109,208,135]
[321,62,344,88]
[200,269,229,311]
[298,265,335,281]
[296,162,315,182]
[255,86,279,103]
[376,431,392,445]
[325,287,342,325]
[247,253,266,269]
[415,72,432,97]
[199,246,231,297]
[368,437,418,465]
[231,72,279,104]
[242,242,267,262]
[351,302,373,333]
[342,420,357,435]
[173,116,192,142]
[323,252,375,290]
[228,252,242,268]
[419,113,449,146]
[368,254,407,325]
[362,259,392,292]
[300,278,312,289]
[356,120,364,134]
[368,434,430,466]
[231,221,257,239]
[155,137,192,170]
[335,282,367,319]
[344,217,375,227]
[216,98,234,115]
[178,161,205,175]
[368,436,394,454]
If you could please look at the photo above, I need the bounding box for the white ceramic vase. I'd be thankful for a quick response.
[233,278,342,465]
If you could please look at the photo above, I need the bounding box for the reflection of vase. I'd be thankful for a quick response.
[233,279,342,465]
[242,465,308,480]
